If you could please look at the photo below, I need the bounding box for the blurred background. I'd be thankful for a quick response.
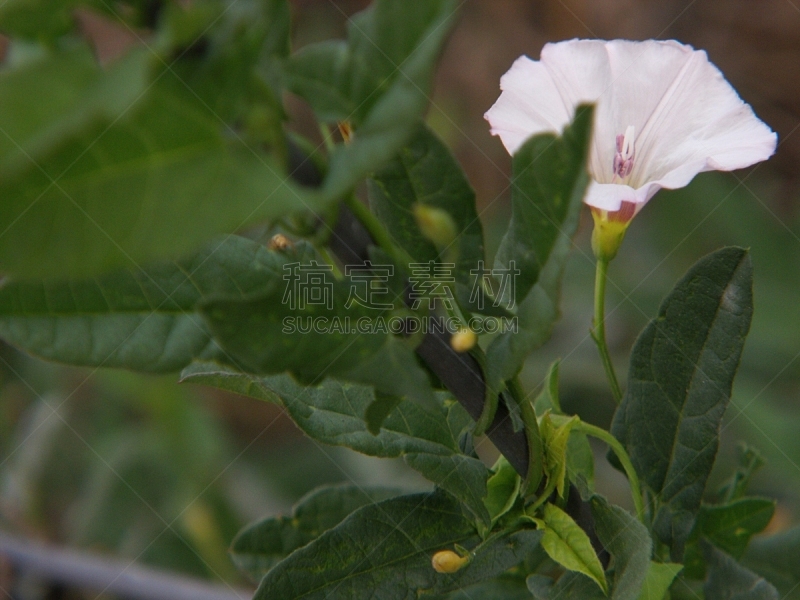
[1,0,800,595]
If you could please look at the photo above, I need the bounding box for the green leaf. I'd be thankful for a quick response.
[696,497,775,559]
[253,491,541,600]
[742,524,800,598]
[532,362,594,492]
[199,258,438,412]
[0,46,318,279]
[717,444,765,503]
[160,0,290,124]
[637,562,683,600]
[0,235,307,373]
[364,392,404,435]
[443,575,532,599]
[485,106,593,389]
[180,361,282,404]
[530,571,606,599]
[179,367,492,525]
[611,247,754,558]
[483,456,521,524]
[230,484,401,582]
[703,541,779,600]
[535,497,654,600]
[0,0,103,40]
[534,502,608,595]
[590,495,651,600]
[566,431,595,492]
[285,0,459,201]
[534,360,562,415]
[540,413,579,499]
[367,124,486,307]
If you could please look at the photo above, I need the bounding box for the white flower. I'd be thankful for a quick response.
[485,39,777,220]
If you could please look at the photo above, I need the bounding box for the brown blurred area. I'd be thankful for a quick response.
[294,0,800,214]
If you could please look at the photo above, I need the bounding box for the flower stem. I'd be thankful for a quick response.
[591,257,623,404]
[573,421,646,524]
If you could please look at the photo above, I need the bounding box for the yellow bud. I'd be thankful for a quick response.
[431,550,469,574]
[268,234,293,251]
[450,329,477,353]
[590,203,636,262]
[413,204,458,249]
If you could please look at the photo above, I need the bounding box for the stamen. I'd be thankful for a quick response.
[613,125,635,178]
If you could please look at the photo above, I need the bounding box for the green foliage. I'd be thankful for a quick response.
[539,413,579,499]
[253,490,541,600]
[485,106,593,390]
[611,247,754,558]
[483,457,520,525]
[0,235,307,372]
[637,563,683,600]
[0,0,784,595]
[180,366,491,526]
[684,497,775,580]
[533,502,608,595]
[590,495,651,600]
[368,124,486,306]
[230,484,401,582]
[285,0,459,201]
[0,2,315,278]
[0,0,104,41]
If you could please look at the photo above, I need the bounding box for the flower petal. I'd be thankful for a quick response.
[486,39,777,214]
[483,55,572,155]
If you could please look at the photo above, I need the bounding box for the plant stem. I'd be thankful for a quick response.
[509,377,544,495]
[344,195,415,269]
[574,421,646,524]
[591,257,623,404]
[526,477,557,516]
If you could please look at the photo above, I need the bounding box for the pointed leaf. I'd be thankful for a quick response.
[485,106,593,389]
[230,484,400,582]
[535,502,608,595]
[179,366,491,525]
[611,247,754,557]
[253,491,541,600]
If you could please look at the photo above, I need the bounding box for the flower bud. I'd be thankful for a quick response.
[431,550,469,573]
[413,204,457,250]
[590,202,635,262]
[450,329,476,353]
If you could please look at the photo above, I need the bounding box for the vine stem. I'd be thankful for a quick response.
[509,376,544,495]
[574,421,646,524]
[591,256,623,404]
[343,195,416,270]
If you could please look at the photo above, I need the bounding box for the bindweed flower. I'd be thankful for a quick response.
[485,39,777,259]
